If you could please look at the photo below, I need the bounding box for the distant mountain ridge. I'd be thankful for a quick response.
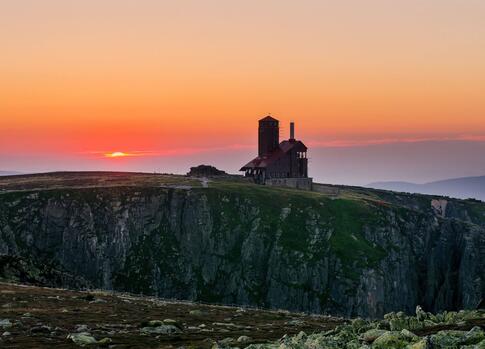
[0,171,21,176]
[368,175,485,201]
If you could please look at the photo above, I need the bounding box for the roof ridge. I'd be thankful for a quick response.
[259,115,278,122]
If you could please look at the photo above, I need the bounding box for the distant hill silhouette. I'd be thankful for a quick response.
[0,171,21,176]
[368,175,485,201]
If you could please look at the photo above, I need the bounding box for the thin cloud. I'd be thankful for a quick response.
[84,144,254,159]
[308,135,485,148]
[82,135,485,158]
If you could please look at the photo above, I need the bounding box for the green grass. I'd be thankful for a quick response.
[0,172,202,192]
[204,180,388,280]
[324,199,386,279]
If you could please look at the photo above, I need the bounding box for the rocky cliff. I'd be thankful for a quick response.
[0,173,484,318]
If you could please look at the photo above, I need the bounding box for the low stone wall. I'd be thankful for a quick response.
[265,177,313,190]
[312,183,340,196]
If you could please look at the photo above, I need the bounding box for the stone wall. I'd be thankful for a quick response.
[265,177,313,190]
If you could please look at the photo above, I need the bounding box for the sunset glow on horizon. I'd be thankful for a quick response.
[105,152,128,158]
[1,0,485,184]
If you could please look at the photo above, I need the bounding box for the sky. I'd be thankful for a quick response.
[1,0,485,185]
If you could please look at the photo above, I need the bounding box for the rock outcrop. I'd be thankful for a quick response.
[245,307,485,349]
[187,165,227,177]
[0,179,484,318]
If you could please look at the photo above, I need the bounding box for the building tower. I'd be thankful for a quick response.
[258,116,279,156]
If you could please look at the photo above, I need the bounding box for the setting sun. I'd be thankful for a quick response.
[105,152,127,158]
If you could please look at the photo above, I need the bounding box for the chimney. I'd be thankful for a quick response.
[290,122,295,140]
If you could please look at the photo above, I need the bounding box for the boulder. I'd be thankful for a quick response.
[409,338,431,349]
[462,327,485,345]
[462,339,485,349]
[217,337,235,348]
[400,329,419,341]
[416,305,427,321]
[163,318,180,327]
[67,332,97,346]
[74,324,89,332]
[237,335,251,343]
[187,165,226,177]
[97,337,112,347]
[372,331,409,349]
[146,320,164,327]
[351,317,367,331]
[360,329,389,343]
[30,325,51,334]
[141,324,181,334]
[189,309,204,316]
[430,330,467,347]
[0,319,12,329]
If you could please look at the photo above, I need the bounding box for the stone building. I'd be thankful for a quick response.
[240,116,312,190]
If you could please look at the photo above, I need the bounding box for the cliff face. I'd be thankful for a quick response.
[0,179,484,318]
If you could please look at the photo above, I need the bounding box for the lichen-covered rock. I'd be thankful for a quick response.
[351,317,368,332]
[140,324,181,334]
[245,307,482,349]
[162,319,180,327]
[462,327,485,345]
[97,337,112,346]
[360,329,389,343]
[0,319,12,329]
[237,335,251,343]
[430,330,467,347]
[189,309,204,316]
[462,339,485,349]
[217,337,234,347]
[408,338,431,349]
[67,332,97,346]
[385,311,424,331]
[372,331,409,349]
[145,320,163,327]
[400,329,419,341]
[415,306,427,321]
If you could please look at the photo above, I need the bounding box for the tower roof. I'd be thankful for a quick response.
[240,140,307,171]
[259,115,278,122]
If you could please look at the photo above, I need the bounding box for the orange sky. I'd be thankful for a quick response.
[1,0,485,179]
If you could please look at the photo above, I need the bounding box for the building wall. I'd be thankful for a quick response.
[265,150,308,179]
[265,155,291,179]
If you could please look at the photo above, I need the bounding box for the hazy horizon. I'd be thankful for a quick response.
[3,139,485,187]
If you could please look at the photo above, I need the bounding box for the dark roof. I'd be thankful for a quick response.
[240,140,307,170]
[279,140,307,153]
[259,115,278,122]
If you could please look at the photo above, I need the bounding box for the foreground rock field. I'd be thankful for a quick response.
[1,283,484,348]
[0,282,342,348]
[249,306,485,349]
